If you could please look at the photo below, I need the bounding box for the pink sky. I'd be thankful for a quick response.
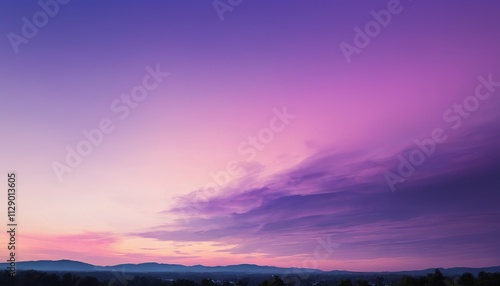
[1,0,500,271]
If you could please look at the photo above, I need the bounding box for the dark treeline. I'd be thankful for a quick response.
[1,269,500,286]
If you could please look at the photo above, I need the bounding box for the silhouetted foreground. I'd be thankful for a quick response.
[1,269,500,286]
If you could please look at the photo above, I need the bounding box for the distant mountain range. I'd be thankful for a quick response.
[0,260,320,274]
[1,260,499,276]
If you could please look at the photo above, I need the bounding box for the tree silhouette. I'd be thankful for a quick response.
[356,279,369,286]
[260,275,285,286]
[458,272,475,286]
[202,278,216,286]
[427,269,446,286]
[338,279,353,286]
[375,276,385,286]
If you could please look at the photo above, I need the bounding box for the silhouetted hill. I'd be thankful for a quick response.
[389,266,500,276]
[6,260,97,272]
[0,260,320,274]
[1,260,499,275]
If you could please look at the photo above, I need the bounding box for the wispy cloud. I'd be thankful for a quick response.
[137,116,500,270]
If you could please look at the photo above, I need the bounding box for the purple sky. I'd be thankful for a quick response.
[1,0,500,271]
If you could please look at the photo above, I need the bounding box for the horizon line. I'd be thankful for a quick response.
[5,259,500,274]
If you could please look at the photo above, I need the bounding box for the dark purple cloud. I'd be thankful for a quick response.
[135,115,500,268]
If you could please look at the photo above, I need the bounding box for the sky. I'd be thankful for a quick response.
[0,0,500,272]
